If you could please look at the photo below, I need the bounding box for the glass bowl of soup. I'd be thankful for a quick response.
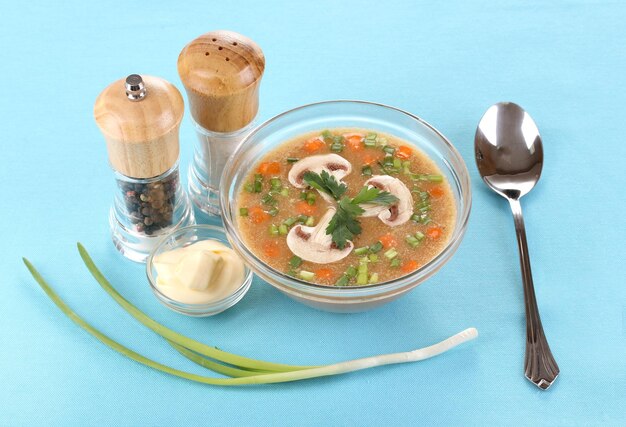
[220,100,471,312]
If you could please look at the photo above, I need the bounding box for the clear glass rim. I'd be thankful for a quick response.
[220,100,472,296]
[145,224,253,312]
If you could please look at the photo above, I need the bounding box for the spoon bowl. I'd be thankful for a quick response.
[475,102,544,200]
[475,102,559,390]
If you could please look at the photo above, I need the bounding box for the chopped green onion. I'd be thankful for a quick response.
[411,212,432,225]
[330,143,343,152]
[297,214,308,223]
[289,256,302,268]
[305,216,315,226]
[363,139,376,148]
[405,235,420,248]
[368,253,378,262]
[254,181,263,192]
[358,257,369,275]
[254,173,263,181]
[415,231,425,241]
[369,241,383,253]
[244,183,254,193]
[299,191,307,200]
[369,273,379,283]
[269,224,279,236]
[329,135,345,152]
[239,208,248,217]
[268,207,279,217]
[278,224,288,235]
[427,174,443,183]
[356,273,368,285]
[378,137,388,146]
[270,178,282,190]
[345,266,357,277]
[366,132,377,140]
[283,217,297,227]
[354,246,369,256]
[402,161,411,174]
[362,165,373,176]
[299,270,315,280]
[390,258,401,268]
[335,275,349,286]
[378,159,398,175]
[383,146,396,155]
[321,130,332,139]
[306,192,316,204]
[261,194,277,206]
[280,188,289,197]
[393,158,402,169]
[287,157,299,163]
[384,248,398,259]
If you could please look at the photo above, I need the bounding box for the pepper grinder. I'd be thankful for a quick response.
[94,74,195,262]
[178,30,265,216]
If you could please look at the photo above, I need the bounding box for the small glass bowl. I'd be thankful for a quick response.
[146,224,253,317]
[221,100,471,313]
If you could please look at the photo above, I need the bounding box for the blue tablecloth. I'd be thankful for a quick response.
[1,1,625,425]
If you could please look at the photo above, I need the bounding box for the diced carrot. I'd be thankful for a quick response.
[295,200,317,216]
[315,268,334,280]
[379,233,397,249]
[426,226,443,240]
[395,145,413,160]
[257,163,268,174]
[303,138,325,153]
[401,260,420,273]
[345,135,364,150]
[428,186,445,198]
[363,152,381,165]
[249,206,270,224]
[257,161,281,175]
[263,241,280,258]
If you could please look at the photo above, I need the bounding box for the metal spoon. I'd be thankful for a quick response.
[474,102,559,390]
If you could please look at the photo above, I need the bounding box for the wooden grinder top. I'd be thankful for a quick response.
[177,30,265,133]
[94,74,184,179]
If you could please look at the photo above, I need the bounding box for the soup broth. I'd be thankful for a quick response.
[236,128,456,286]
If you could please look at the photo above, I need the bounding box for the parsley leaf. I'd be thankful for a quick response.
[351,186,398,205]
[326,197,363,249]
[302,170,347,200]
[326,188,397,249]
[301,171,400,249]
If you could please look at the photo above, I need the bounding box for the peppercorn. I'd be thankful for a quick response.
[117,171,179,235]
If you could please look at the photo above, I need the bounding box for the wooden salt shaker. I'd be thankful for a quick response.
[94,74,195,262]
[178,30,265,216]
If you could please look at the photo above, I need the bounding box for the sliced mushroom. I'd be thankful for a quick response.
[288,153,352,188]
[286,207,353,264]
[361,175,414,226]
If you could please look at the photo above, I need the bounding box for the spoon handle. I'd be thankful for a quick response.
[508,198,560,389]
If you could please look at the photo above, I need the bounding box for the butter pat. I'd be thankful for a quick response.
[176,250,222,291]
[153,240,245,305]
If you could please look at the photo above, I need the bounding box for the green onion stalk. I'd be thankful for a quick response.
[22,243,478,386]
